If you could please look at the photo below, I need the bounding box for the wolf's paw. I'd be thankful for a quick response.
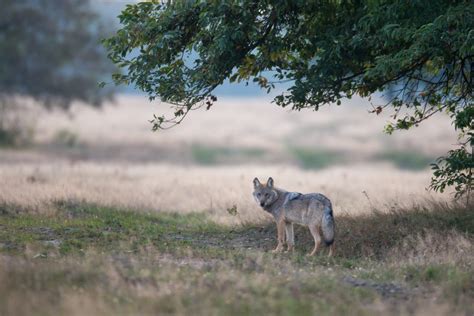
[285,245,294,253]
[272,247,284,254]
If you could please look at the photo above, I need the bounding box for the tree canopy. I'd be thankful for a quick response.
[104,0,473,197]
[0,0,115,108]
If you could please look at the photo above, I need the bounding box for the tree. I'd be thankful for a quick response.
[0,0,115,145]
[104,0,473,197]
[0,0,115,108]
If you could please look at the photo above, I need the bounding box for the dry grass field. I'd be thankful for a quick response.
[0,95,460,220]
[0,95,472,315]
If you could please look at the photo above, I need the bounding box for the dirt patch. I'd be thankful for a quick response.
[342,276,411,299]
[164,225,276,251]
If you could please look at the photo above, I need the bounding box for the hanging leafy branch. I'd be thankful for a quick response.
[104,0,473,197]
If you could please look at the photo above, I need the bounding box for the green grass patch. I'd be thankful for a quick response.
[0,128,16,147]
[403,264,474,304]
[404,264,473,285]
[0,200,226,255]
[191,144,264,165]
[289,147,343,169]
[52,129,79,148]
[375,150,435,170]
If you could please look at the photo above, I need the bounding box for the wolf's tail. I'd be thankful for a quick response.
[322,204,335,246]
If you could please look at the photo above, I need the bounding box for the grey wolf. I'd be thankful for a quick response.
[252,177,335,256]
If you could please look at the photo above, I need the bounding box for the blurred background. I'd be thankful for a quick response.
[0,0,459,223]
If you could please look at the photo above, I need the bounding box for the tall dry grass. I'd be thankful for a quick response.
[0,162,455,225]
[0,95,460,225]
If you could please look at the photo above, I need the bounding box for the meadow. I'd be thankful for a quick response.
[0,95,472,315]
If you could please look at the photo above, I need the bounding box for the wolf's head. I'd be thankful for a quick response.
[252,177,278,208]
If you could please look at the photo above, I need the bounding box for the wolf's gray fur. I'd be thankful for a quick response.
[253,177,335,256]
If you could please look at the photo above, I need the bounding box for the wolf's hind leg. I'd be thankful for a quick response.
[328,242,335,257]
[285,222,294,252]
[307,225,321,256]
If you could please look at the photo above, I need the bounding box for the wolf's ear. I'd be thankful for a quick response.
[267,177,274,188]
[253,177,261,188]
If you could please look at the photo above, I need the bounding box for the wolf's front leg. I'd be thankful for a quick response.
[272,220,286,253]
[285,222,294,252]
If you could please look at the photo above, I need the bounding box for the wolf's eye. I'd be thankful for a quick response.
[257,193,261,197]
[265,193,269,197]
